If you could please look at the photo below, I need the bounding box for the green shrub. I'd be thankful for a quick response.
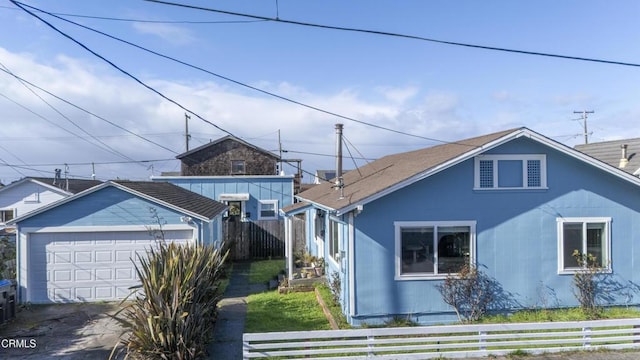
[119,241,228,359]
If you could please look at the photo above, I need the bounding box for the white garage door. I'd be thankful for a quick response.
[28,230,193,303]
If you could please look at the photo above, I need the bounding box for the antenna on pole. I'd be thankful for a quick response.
[185,113,191,152]
[573,110,594,144]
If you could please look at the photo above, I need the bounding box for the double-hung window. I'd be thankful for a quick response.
[474,154,546,190]
[258,200,278,220]
[395,221,476,280]
[557,217,611,273]
[231,160,246,174]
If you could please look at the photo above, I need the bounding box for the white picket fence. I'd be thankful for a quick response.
[243,318,640,359]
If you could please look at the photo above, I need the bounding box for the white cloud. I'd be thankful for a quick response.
[132,23,195,45]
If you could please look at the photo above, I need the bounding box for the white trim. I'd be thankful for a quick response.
[20,224,195,234]
[394,220,477,281]
[556,217,612,275]
[257,199,279,220]
[328,217,342,268]
[473,154,547,190]
[219,193,250,201]
[348,212,355,317]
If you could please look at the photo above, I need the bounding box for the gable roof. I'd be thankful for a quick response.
[8,180,227,224]
[175,135,279,160]
[575,138,640,176]
[290,127,640,215]
[0,177,102,196]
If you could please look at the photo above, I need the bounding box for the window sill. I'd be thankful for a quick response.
[395,274,449,281]
[473,187,548,192]
[558,268,612,275]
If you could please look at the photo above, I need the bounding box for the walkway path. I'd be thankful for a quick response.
[208,262,267,360]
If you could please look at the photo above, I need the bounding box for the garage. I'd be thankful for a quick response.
[9,180,227,304]
[27,229,193,303]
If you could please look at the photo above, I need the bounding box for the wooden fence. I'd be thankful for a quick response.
[243,318,640,359]
[224,217,305,261]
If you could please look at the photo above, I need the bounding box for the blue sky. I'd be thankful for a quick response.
[0,0,639,183]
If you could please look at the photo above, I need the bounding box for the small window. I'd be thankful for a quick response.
[395,221,476,280]
[231,160,245,174]
[474,154,546,190]
[0,209,15,223]
[258,200,278,220]
[557,217,611,273]
[328,219,341,263]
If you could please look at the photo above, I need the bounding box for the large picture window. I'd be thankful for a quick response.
[558,217,611,273]
[474,154,546,190]
[395,221,476,280]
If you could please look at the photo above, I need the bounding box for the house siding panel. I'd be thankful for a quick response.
[348,137,640,325]
[18,187,196,229]
[158,177,294,221]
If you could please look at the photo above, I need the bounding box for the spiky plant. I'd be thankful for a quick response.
[120,241,228,359]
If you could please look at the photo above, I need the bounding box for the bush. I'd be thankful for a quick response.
[0,236,16,279]
[436,264,496,323]
[572,250,608,318]
[119,241,228,359]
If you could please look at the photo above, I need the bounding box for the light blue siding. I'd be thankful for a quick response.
[17,186,214,244]
[155,177,294,221]
[345,137,640,325]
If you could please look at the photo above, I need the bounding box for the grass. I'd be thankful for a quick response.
[245,290,331,333]
[480,306,640,324]
[248,259,285,284]
[315,283,351,329]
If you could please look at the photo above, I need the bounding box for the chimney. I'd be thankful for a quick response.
[53,169,61,186]
[334,124,344,198]
[619,144,629,168]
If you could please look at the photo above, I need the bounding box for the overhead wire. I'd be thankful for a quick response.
[0,67,179,155]
[10,1,237,141]
[146,0,640,68]
[14,1,458,145]
[0,62,139,163]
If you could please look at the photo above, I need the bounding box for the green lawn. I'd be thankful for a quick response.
[245,290,331,333]
[248,259,285,284]
[480,306,640,324]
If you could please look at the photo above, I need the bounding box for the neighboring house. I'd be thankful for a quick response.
[575,137,640,177]
[0,177,102,235]
[177,135,279,176]
[151,175,294,222]
[282,127,640,326]
[155,135,295,221]
[9,180,226,304]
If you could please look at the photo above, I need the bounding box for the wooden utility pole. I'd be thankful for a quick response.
[573,110,594,144]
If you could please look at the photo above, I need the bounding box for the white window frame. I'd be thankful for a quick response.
[257,200,278,220]
[0,208,15,224]
[394,221,476,280]
[557,217,612,274]
[328,218,341,267]
[474,154,547,190]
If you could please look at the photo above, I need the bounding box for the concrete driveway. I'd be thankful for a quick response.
[0,302,126,359]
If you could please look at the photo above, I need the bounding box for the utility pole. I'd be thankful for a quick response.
[573,110,594,144]
[278,129,283,175]
[185,113,191,152]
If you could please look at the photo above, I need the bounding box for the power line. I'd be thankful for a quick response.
[0,67,179,155]
[0,62,138,163]
[15,1,462,145]
[11,1,237,140]
[145,0,640,68]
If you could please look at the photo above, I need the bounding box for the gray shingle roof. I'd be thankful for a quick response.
[29,177,102,194]
[575,138,640,176]
[112,180,227,220]
[291,128,519,213]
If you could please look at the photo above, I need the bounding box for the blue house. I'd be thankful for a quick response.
[152,175,294,222]
[9,181,226,303]
[283,127,640,326]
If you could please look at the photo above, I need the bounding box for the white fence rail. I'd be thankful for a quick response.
[243,318,640,359]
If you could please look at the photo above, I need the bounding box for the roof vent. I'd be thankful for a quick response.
[619,144,629,169]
